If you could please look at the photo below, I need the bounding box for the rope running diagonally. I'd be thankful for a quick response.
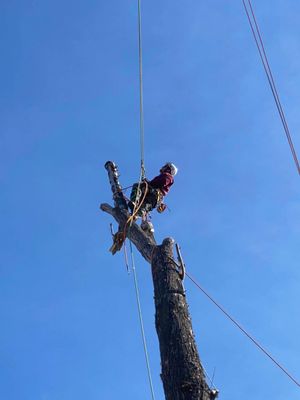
[242,0,300,175]
[185,270,300,388]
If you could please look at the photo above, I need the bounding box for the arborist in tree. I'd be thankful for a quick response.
[128,162,178,217]
[104,160,178,251]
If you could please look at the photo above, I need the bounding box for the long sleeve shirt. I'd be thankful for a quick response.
[149,172,174,196]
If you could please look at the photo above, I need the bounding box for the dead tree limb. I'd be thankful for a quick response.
[100,203,155,263]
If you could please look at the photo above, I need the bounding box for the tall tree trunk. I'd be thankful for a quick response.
[151,239,212,400]
[101,161,217,400]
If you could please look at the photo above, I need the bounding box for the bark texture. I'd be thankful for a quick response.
[101,202,215,400]
[151,238,212,400]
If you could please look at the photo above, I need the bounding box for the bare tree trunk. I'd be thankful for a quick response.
[101,161,217,400]
[151,239,212,400]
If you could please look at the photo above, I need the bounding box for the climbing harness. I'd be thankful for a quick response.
[130,183,166,216]
[242,0,300,175]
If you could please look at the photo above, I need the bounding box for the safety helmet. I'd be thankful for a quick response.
[161,162,178,176]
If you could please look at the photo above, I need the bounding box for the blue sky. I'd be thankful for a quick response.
[1,1,300,399]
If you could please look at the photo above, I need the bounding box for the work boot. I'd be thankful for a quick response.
[141,220,154,233]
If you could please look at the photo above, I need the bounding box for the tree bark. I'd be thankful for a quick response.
[101,203,215,399]
[151,238,212,400]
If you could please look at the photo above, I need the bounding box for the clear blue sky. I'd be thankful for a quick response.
[1,1,299,399]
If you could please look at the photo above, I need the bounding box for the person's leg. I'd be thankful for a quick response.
[128,183,139,213]
[145,189,158,211]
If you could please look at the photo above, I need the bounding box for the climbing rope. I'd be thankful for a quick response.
[125,181,149,232]
[131,0,147,220]
[123,2,156,399]
[202,364,218,392]
[185,270,300,388]
[242,0,300,175]
[129,239,156,400]
[138,0,146,179]
[125,0,147,234]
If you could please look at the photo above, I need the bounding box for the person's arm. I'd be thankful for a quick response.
[149,174,169,188]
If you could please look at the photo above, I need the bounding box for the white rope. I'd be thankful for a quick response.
[129,240,156,400]
[138,0,146,179]
[126,3,156,398]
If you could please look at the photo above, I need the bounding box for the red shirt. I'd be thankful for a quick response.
[149,172,174,196]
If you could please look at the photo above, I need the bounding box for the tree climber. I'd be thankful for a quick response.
[104,160,178,251]
[128,162,178,217]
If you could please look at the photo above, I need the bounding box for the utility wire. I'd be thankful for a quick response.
[185,270,300,388]
[242,0,300,175]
